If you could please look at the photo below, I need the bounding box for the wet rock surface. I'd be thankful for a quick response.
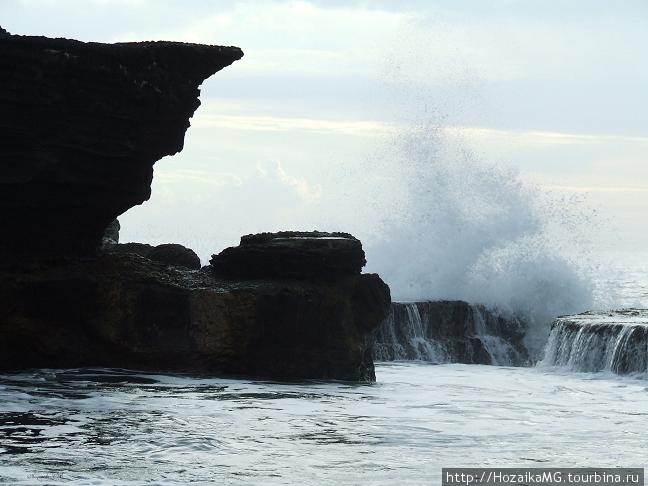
[542,309,648,374]
[373,301,528,366]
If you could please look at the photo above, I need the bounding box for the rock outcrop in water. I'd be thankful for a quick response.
[541,309,648,374]
[0,27,243,258]
[373,301,528,366]
[0,233,390,381]
[210,231,366,279]
[0,30,391,381]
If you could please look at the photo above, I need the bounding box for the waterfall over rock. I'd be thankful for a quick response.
[373,301,528,366]
[540,309,648,374]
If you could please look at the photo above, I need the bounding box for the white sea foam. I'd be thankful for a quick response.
[355,126,598,357]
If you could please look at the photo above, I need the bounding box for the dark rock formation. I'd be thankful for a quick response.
[110,242,154,258]
[541,309,648,374]
[0,249,391,381]
[0,30,243,258]
[0,30,390,382]
[210,231,366,280]
[373,301,528,366]
[147,244,202,270]
[106,229,202,270]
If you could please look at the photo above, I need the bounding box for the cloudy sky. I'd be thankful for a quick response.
[3,1,646,286]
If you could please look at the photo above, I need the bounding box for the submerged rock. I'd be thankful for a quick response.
[373,301,528,366]
[541,309,648,374]
[0,30,243,258]
[210,231,366,280]
[0,249,390,381]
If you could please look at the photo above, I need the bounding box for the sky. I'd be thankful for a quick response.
[3,0,647,268]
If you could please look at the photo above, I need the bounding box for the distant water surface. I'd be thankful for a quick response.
[592,250,648,308]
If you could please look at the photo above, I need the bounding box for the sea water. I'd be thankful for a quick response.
[1,249,646,484]
[0,363,646,485]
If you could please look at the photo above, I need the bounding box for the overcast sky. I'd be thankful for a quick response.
[3,0,647,266]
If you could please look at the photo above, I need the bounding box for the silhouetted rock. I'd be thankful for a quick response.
[0,30,390,382]
[0,26,8,36]
[148,244,201,270]
[109,242,154,258]
[0,250,391,381]
[107,242,201,270]
[210,231,367,280]
[0,30,243,258]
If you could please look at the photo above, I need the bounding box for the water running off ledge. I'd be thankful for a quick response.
[540,309,648,374]
[373,301,529,366]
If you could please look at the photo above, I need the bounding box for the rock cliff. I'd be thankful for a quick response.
[0,29,390,381]
[0,27,243,258]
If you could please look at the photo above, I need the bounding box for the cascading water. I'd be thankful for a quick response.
[373,300,528,366]
[374,303,449,362]
[539,309,648,374]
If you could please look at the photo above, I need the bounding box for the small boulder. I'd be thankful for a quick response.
[108,242,201,270]
[210,231,366,280]
[148,244,201,270]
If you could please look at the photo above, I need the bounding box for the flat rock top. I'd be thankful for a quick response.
[0,27,242,57]
[0,29,243,89]
[240,231,359,245]
[211,231,366,280]
[556,309,648,327]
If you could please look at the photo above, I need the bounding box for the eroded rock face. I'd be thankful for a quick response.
[0,30,243,258]
[210,231,367,280]
[0,250,391,381]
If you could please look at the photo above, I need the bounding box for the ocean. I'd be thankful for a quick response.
[0,253,646,485]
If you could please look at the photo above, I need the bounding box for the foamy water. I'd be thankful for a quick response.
[1,255,646,485]
[0,363,646,485]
